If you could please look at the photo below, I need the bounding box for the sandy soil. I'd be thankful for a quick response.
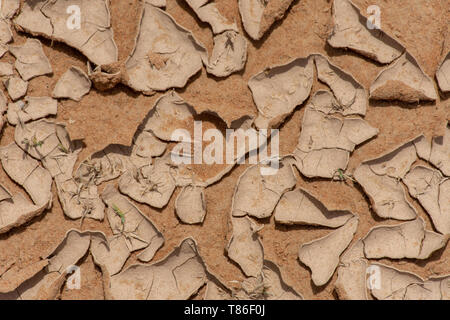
[0,0,449,300]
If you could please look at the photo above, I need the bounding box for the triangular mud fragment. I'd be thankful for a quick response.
[328,0,404,64]
[52,66,91,101]
[274,188,354,227]
[298,216,358,286]
[369,52,437,102]
[238,0,294,41]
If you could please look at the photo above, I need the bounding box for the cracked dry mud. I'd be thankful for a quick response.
[0,0,448,300]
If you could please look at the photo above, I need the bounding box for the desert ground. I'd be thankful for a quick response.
[0,0,449,300]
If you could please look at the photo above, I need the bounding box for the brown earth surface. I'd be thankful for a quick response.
[0,0,449,300]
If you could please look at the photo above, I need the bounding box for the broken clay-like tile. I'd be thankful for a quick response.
[57,179,105,221]
[1,270,63,300]
[335,239,368,300]
[306,90,340,115]
[232,260,303,300]
[4,230,95,300]
[52,66,91,101]
[238,0,294,41]
[0,143,52,207]
[249,56,314,129]
[0,19,12,44]
[232,158,297,219]
[403,166,450,235]
[125,3,206,93]
[102,185,164,262]
[183,1,247,77]
[3,76,28,101]
[119,156,176,209]
[41,144,78,183]
[0,183,47,235]
[14,0,118,66]
[429,123,450,176]
[274,188,354,228]
[54,154,104,223]
[15,119,71,160]
[56,174,105,221]
[0,61,13,76]
[436,52,450,92]
[142,91,196,141]
[185,0,238,34]
[76,144,132,186]
[8,39,53,81]
[369,52,437,102]
[132,130,167,159]
[46,229,91,274]
[328,0,404,64]
[0,260,48,294]
[362,218,448,260]
[354,137,423,220]
[206,31,247,77]
[298,216,359,286]
[7,96,57,125]
[175,185,207,224]
[30,126,106,222]
[90,232,130,276]
[313,54,367,116]
[294,105,378,178]
[227,216,264,278]
[368,264,449,300]
[33,128,106,223]
[368,263,423,300]
[262,260,303,300]
[109,238,207,300]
